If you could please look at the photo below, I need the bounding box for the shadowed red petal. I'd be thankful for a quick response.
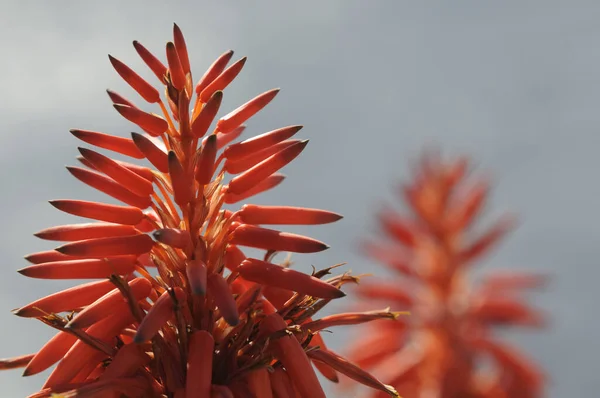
[153,228,191,249]
[100,343,151,380]
[195,50,234,96]
[224,125,302,161]
[207,273,239,326]
[224,139,302,175]
[70,129,144,159]
[56,234,154,257]
[247,368,273,398]
[35,222,138,242]
[216,89,279,134]
[131,132,169,173]
[238,205,342,225]
[108,55,160,103]
[113,104,168,137]
[133,40,168,82]
[186,331,214,398]
[231,224,329,253]
[106,89,136,107]
[269,368,296,398]
[78,147,154,197]
[134,288,185,343]
[173,24,191,77]
[227,140,307,195]
[195,134,217,184]
[186,259,207,295]
[215,125,245,150]
[224,245,245,272]
[191,91,223,138]
[18,257,137,279]
[168,151,193,206]
[67,166,152,209]
[238,258,344,299]
[14,279,116,317]
[50,200,145,225]
[199,57,246,103]
[166,41,186,90]
[23,332,78,376]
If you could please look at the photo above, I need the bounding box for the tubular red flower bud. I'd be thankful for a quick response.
[224,125,302,160]
[215,125,245,150]
[35,222,138,242]
[133,40,168,83]
[0,354,34,371]
[166,41,186,91]
[224,139,302,175]
[108,55,160,103]
[207,273,239,326]
[227,140,307,195]
[260,313,326,398]
[67,278,152,329]
[24,250,80,264]
[186,259,207,295]
[186,331,214,398]
[70,129,144,159]
[238,204,343,225]
[247,368,273,398]
[56,234,155,257]
[195,134,217,184]
[78,148,154,197]
[231,224,329,253]
[134,288,185,343]
[217,89,279,134]
[192,91,223,138]
[238,258,344,299]
[269,367,297,398]
[168,151,193,206]
[67,166,152,209]
[223,173,285,204]
[18,257,137,279]
[303,309,405,332]
[106,89,136,107]
[131,132,169,173]
[199,57,246,102]
[153,228,192,250]
[194,50,234,96]
[23,332,78,376]
[14,279,116,317]
[100,343,151,380]
[173,24,191,78]
[113,104,168,137]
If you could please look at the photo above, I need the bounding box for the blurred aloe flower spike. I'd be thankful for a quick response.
[1,23,400,398]
[345,150,547,398]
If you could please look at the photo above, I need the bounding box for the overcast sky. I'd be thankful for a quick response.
[1,2,599,397]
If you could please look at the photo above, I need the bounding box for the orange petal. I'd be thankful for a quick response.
[238,258,344,299]
[260,313,325,398]
[67,166,152,209]
[153,228,191,250]
[354,282,413,307]
[224,139,302,175]
[113,104,168,137]
[14,279,116,317]
[50,199,144,225]
[168,151,193,206]
[67,278,152,329]
[223,173,285,204]
[24,250,82,264]
[227,140,307,195]
[0,354,34,370]
[18,257,137,279]
[166,41,186,91]
[215,125,245,150]
[192,91,223,138]
[224,125,302,161]
[199,57,246,103]
[100,343,150,380]
[78,147,154,197]
[231,224,328,253]
[307,349,398,397]
[247,368,273,398]
[186,259,207,295]
[207,273,239,326]
[134,288,185,343]
[195,134,217,184]
[35,222,138,242]
[133,40,168,83]
[262,285,293,309]
[223,245,245,272]
[23,331,78,376]
[186,330,214,398]
[195,50,234,96]
[56,234,154,257]
[460,216,516,265]
[377,207,417,247]
[216,89,279,134]
[210,385,235,398]
[108,55,160,103]
[172,24,191,77]
[238,205,342,225]
[106,89,136,107]
[70,129,144,159]
[269,368,297,398]
[131,132,169,173]
[308,333,339,383]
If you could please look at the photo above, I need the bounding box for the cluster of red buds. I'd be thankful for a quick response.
[0,24,401,398]
[345,152,547,398]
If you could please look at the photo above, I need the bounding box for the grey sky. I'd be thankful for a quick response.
[1,2,599,396]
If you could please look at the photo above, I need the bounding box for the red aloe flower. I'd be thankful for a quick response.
[345,151,547,398]
[1,24,400,398]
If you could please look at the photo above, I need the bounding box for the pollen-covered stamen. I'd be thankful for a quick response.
[114,104,168,137]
